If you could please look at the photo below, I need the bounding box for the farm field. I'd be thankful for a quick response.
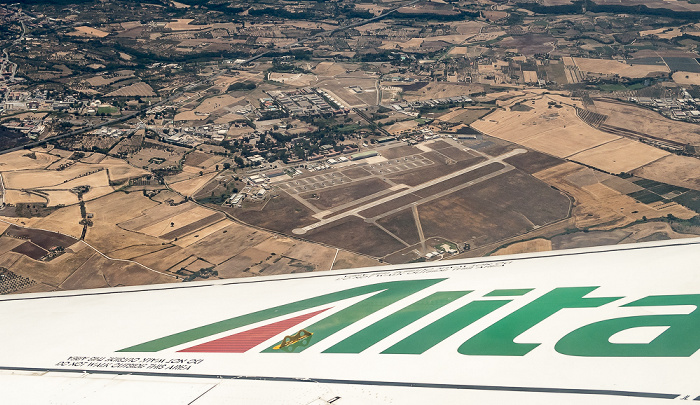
[534,162,695,230]
[489,219,698,257]
[672,71,700,86]
[568,138,669,174]
[472,94,697,194]
[492,238,552,256]
[402,82,484,102]
[0,152,149,207]
[0,170,380,294]
[471,95,620,158]
[632,155,700,191]
[71,26,109,37]
[0,150,58,171]
[568,57,669,78]
[168,171,219,196]
[4,191,46,205]
[1,61,698,295]
[593,98,700,147]
[435,107,493,124]
[105,82,156,97]
[127,147,182,171]
[2,165,100,189]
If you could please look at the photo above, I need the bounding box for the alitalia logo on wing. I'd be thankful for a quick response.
[120,278,700,357]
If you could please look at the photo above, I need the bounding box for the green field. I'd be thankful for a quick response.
[97,106,119,115]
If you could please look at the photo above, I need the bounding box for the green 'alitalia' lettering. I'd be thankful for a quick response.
[323,291,470,354]
[555,294,700,357]
[120,278,445,352]
[383,299,511,355]
[262,279,450,353]
[458,287,621,356]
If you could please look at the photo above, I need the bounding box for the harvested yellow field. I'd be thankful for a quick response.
[280,240,337,268]
[188,224,271,265]
[164,169,198,184]
[0,215,41,228]
[313,62,347,76]
[138,205,220,237]
[165,18,211,31]
[454,21,487,35]
[672,71,700,85]
[169,171,218,196]
[354,4,389,15]
[483,91,529,105]
[570,57,669,78]
[43,190,80,207]
[81,186,115,202]
[594,99,700,146]
[214,72,262,88]
[174,110,206,121]
[4,190,46,205]
[84,196,163,254]
[569,138,669,174]
[0,150,58,171]
[32,204,85,239]
[268,73,317,86]
[215,112,247,124]
[181,165,205,175]
[400,38,424,49]
[4,164,102,189]
[640,27,683,39]
[385,120,418,135]
[435,107,493,123]
[71,26,109,37]
[102,157,149,182]
[197,155,224,171]
[108,244,169,261]
[632,155,700,191]
[402,82,485,102]
[492,238,552,256]
[466,31,506,43]
[86,75,124,87]
[173,219,231,248]
[429,34,475,43]
[105,82,155,97]
[37,169,110,191]
[472,96,619,158]
[331,250,382,270]
[80,152,106,164]
[119,202,194,232]
[522,70,538,83]
[194,95,244,114]
[448,47,468,56]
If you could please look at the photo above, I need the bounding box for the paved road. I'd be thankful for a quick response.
[292,148,526,234]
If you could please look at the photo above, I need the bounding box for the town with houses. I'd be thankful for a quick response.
[0,0,698,292]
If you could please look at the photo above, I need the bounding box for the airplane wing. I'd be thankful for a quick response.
[1,238,699,404]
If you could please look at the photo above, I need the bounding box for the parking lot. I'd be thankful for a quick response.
[276,171,353,194]
[365,156,433,176]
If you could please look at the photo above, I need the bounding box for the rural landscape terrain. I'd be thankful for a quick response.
[0,0,699,293]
